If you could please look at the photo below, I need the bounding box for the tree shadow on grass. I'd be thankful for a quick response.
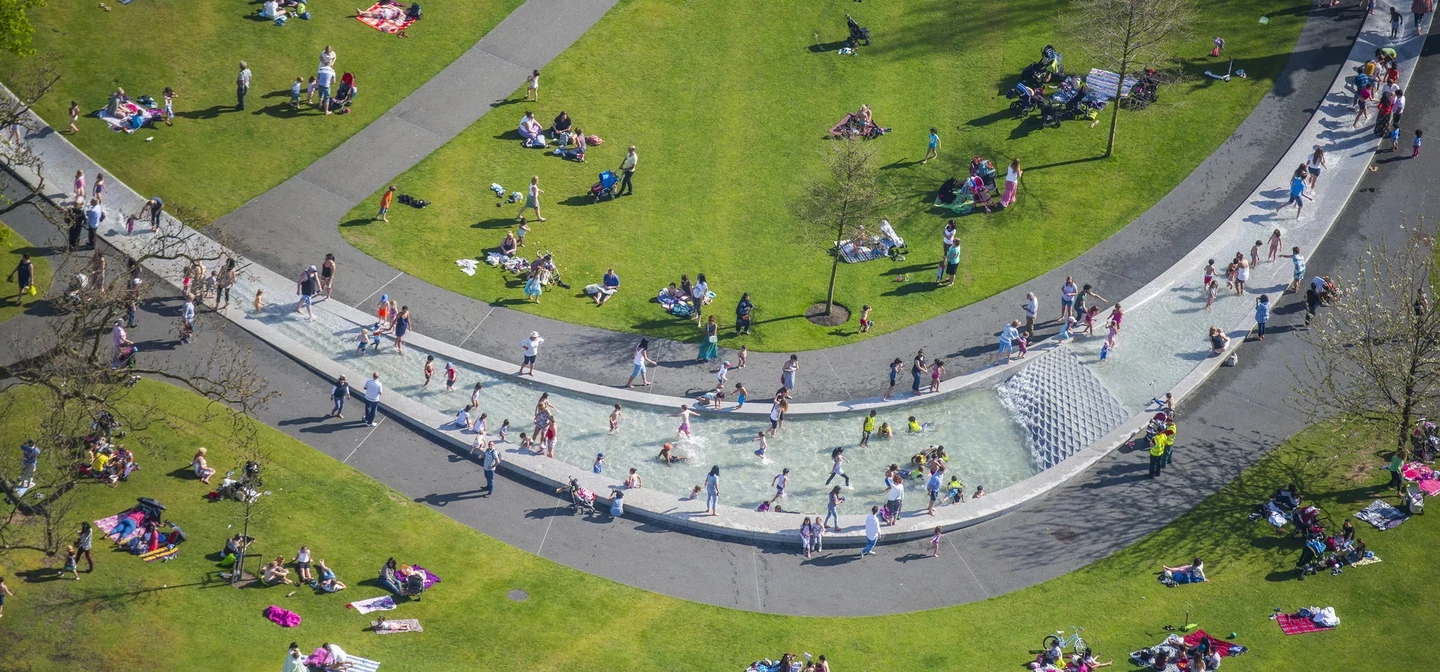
[964,109,1017,129]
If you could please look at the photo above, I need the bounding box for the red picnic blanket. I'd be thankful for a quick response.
[356,2,414,34]
[1277,612,1334,636]
[1181,630,1237,657]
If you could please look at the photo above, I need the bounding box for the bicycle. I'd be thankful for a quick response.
[1042,625,1087,657]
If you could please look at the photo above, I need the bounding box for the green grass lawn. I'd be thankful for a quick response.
[1,380,1434,670]
[0,221,52,322]
[0,0,523,219]
[341,0,1306,352]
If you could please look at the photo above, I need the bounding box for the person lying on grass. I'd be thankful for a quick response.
[1161,557,1206,583]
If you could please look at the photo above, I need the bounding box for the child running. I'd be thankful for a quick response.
[753,432,768,461]
[674,405,695,439]
[422,355,435,387]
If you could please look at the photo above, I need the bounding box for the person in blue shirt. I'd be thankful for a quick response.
[1277,165,1306,218]
[1254,294,1271,340]
[595,268,620,305]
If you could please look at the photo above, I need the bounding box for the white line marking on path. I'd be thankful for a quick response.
[354,272,405,309]
[458,306,497,348]
[536,505,560,556]
[947,537,990,599]
[342,417,385,464]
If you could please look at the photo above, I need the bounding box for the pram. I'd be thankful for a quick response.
[1008,82,1045,117]
[845,14,870,48]
[112,344,137,370]
[1020,45,1064,87]
[1121,72,1161,110]
[591,171,619,202]
[570,485,596,515]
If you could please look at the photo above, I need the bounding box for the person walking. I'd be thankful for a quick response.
[824,486,845,531]
[1416,0,1432,35]
[910,349,926,396]
[84,199,103,249]
[362,372,383,427]
[885,473,904,526]
[482,442,500,492]
[859,411,876,446]
[518,331,543,376]
[827,447,850,486]
[1001,158,1022,208]
[0,575,12,618]
[7,253,34,304]
[780,355,798,397]
[392,306,411,354]
[704,465,720,516]
[698,315,719,361]
[141,197,164,232]
[1284,246,1306,293]
[861,506,881,557]
[295,266,319,319]
[517,176,546,222]
[883,357,902,401]
[922,127,940,164]
[1254,294,1271,340]
[996,320,1021,364]
[735,292,754,335]
[1060,276,1077,323]
[319,254,337,300]
[76,521,94,573]
[1277,166,1306,218]
[617,146,638,196]
[19,439,39,488]
[236,61,252,110]
[329,375,350,418]
[626,339,657,387]
[1305,147,1328,197]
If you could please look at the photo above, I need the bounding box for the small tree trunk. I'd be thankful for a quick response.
[825,253,840,316]
[1106,71,1124,158]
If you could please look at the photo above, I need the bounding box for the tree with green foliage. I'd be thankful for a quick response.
[0,0,45,57]
[1060,0,1196,157]
[792,137,894,319]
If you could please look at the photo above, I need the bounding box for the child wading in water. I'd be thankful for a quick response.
[609,404,622,433]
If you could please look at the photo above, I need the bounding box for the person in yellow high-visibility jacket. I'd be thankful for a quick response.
[1161,422,1177,466]
[1148,433,1167,477]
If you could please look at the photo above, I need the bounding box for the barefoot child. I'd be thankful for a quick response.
[753,432,768,460]
[859,304,873,332]
[734,382,748,408]
[253,289,266,312]
[498,419,510,442]
[592,453,605,474]
[422,355,435,386]
[930,526,943,557]
[674,405,695,439]
[608,404,622,433]
[737,345,748,368]
[444,362,458,391]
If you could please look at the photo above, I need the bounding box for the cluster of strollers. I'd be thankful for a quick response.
[1249,484,1375,578]
[1006,45,1160,129]
[934,156,1002,215]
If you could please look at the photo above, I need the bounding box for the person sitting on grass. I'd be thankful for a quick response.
[592,268,619,305]
[1161,557,1206,583]
[261,0,287,18]
[549,111,573,142]
[518,111,544,146]
[263,556,294,586]
[379,557,404,593]
[499,231,518,257]
[314,558,347,592]
[192,447,216,484]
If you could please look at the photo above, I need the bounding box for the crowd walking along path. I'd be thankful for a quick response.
[0,6,1427,544]
[199,6,1362,403]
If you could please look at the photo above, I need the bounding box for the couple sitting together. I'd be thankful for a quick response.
[519,110,593,160]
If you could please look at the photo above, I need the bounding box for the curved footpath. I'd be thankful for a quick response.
[1,5,1426,545]
[206,3,1360,404]
[1,78,1434,618]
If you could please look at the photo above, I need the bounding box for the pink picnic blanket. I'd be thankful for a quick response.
[94,511,145,544]
[356,2,414,34]
[1402,462,1440,495]
[264,605,302,627]
[407,564,441,589]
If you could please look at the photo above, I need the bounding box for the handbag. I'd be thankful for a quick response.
[707,335,717,343]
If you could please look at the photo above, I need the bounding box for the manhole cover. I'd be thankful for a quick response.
[1050,527,1080,545]
[507,589,528,602]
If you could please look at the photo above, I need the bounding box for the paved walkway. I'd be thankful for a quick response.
[205,5,1363,403]
[3,82,1431,614]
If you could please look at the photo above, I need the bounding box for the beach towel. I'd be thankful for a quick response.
[141,546,179,562]
[1085,68,1140,100]
[348,595,398,614]
[349,656,383,671]
[837,240,886,264]
[264,605,302,628]
[372,618,423,634]
[356,3,413,34]
[1277,612,1333,635]
[94,511,145,544]
[1182,630,1245,657]
[1355,499,1409,530]
[1350,555,1382,566]
[1261,501,1289,529]
[405,565,440,589]
[455,259,478,276]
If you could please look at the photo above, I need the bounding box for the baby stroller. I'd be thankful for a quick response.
[1008,82,1044,117]
[570,485,596,516]
[1122,75,1160,110]
[591,171,619,202]
[845,15,871,48]
[1020,45,1064,87]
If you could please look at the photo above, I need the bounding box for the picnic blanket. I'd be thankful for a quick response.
[348,595,398,614]
[1182,630,1244,657]
[1351,555,1382,566]
[837,240,886,263]
[264,605,302,628]
[94,511,145,544]
[372,618,423,634]
[356,2,413,34]
[406,565,441,589]
[1355,499,1409,530]
[1277,611,1335,635]
[1085,68,1139,100]
[1129,630,1245,670]
[1403,462,1440,495]
[349,656,383,671]
[95,103,159,132]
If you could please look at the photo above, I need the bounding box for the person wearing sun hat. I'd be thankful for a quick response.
[518,331,544,376]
